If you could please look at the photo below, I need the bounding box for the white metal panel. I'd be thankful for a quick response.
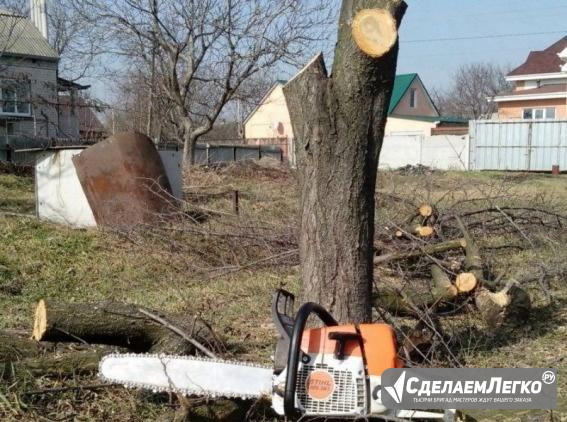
[469,120,567,171]
[158,150,183,200]
[35,150,97,228]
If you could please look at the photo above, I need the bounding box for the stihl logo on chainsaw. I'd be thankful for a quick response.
[306,370,335,400]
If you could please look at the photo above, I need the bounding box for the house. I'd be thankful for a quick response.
[0,7,59,145]
[490,36,567,120]
[243,74,467,142]
[0,3,103,152]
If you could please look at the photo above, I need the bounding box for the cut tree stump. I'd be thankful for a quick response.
[455,272,478,294]
[419,204,433,218]
[413,225,434,237]
[32,300,220,355]
[475,281,531,328]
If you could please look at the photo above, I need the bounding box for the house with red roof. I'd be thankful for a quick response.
[491,36,567,120]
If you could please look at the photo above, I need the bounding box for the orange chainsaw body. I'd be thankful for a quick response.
[300,324,403,376]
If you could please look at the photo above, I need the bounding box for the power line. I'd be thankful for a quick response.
[402,30,566,44]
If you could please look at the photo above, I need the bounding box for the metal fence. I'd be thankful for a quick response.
[192,143,283,165]
[469,119,567,171]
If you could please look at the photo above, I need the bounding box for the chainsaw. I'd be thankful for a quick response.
[99,289,455,421]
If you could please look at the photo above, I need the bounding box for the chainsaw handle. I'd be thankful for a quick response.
[284,302,338,418]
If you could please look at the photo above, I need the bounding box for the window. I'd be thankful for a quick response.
[410,88,417,108]
[0,121,15,136]
[522,107,556,120]
[0,80,31,116]
[545,107,556,119]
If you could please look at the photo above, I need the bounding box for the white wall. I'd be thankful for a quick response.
[379,135,469,170]
[36,150,97,227]
[244,84,293,139]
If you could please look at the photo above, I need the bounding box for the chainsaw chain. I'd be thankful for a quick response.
[99,353,272,400]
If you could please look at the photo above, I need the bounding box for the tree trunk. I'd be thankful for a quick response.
[283,0,407,323]
[32,300,220,355]
[182,133,197,168]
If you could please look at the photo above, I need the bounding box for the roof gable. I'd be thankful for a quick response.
[388,73,417,114]
[246,73,437,123]
[508,36,567,77]
[0,11,58,60]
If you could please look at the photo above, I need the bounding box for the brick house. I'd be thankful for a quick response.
[491,36,567,120]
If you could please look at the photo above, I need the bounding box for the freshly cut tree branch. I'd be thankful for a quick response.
[351,9,398,58]
[32,300,220,355]
[374,238,466,265]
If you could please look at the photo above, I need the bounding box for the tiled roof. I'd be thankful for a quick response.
[0,10,58,60]
[504,84,567,96]
[508,36,567,76]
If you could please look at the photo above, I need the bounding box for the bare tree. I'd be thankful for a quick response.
[47,0,104,81]
[73,0,333,166]
[434,63,512,120]
[283,0,407,323]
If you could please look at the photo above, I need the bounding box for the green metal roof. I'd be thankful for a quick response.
[388,73,418,114]
[0,11,59,60]
[389,114,468,124]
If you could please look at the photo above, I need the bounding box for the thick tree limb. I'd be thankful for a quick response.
[32,300,221,355]
[374,238,466,265]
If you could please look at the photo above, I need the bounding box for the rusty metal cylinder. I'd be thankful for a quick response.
[73,132,174,228]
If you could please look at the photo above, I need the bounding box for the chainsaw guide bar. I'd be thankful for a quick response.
[99,353,273,400]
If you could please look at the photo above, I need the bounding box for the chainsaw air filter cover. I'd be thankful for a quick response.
[292,324,402,416]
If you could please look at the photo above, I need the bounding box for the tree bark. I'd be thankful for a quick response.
[283,0,407,323]
[32,300,220,355]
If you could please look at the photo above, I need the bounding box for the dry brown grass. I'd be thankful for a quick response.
[0,164,565,421]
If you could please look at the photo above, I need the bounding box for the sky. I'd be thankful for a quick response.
[88,0,567,102]
[394,0,567,91]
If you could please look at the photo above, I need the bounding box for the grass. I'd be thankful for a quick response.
[0,164,565,421]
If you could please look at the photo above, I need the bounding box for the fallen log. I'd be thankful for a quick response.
[373,266,459,317]
[455,216,483,281]
[455,216,531,327]
[374,238,466,265]
[431,265,458,300]
[32,300,220,355]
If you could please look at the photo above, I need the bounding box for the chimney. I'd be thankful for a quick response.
[29,0,48,40]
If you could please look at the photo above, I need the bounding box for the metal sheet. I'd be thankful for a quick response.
[470,120,567,171]
[73,132,173,228]
[35,150,97,228]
